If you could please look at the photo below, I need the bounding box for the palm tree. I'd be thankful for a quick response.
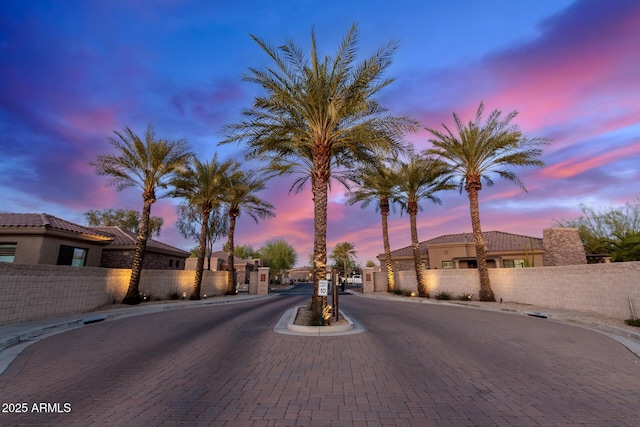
[345,161,397,292]
[92,124,192,305]
[223,164,275,294]
[330,241,357,282]
[426,102,548,301]
[222,24,417,309]
[393,153,454,297]
[170,154,233,300]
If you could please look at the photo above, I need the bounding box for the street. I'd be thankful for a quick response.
[1,284,639,426]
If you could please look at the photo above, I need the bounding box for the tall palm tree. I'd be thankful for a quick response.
[92,124,192,305]
[426,102,548,301]
[330,241,357,282]
[393,153,454,297]
[222,24,417,309]
[223,164,275,294]
[345,161,398,292]
[170,153,233,300]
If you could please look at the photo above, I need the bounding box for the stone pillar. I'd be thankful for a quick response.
[255,267,270,295]
[362,267,375,293]
[543,228,587,266]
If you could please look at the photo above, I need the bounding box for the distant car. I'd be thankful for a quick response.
[347,274,362,285]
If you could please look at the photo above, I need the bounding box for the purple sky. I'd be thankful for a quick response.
[1,0,639,266]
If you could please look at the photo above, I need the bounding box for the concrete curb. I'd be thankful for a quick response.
[274,306,366,336]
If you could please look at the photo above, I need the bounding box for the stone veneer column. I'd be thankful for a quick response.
[257,267,270,295]
[543,228,587,266]
[362,267,375,293]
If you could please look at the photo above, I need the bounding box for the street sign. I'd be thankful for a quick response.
[318,280,328,296]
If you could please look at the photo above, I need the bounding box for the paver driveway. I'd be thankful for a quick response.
[1,287,639,426]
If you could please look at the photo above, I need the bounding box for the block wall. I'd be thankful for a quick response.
[382,261,640,320]
[0,263,227,325]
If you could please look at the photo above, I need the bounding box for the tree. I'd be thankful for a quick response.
[85,208,163,237]
[234,245,258,259]
[553,197,640,261]
[365,260,377,268]
[177,203,227,269]
[346,160,397,292]
[259,238,297,280]
[426,102,548,301]
[222,24,417,311]
[330,242,357,281]
[223,165,275,294]
[92,124,192,305]
[170,154,233,299]
[393,153,454,297]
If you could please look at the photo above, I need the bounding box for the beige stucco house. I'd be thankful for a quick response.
[378,231,545,272]
[0,213,188,269]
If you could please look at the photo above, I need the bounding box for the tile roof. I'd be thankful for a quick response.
[0,213,112,240]
[91,226,189,256]
[384,231,543,258]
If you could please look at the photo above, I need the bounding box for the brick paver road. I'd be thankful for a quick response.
[1,288,639,426]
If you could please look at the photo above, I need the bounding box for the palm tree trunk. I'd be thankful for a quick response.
[226,212,238,294]
[122,193,154,305]
[191,207,210,300]
[380,196,395,292]
[467,187,495,301]
[311,171,328,312]
[409,201,428,297]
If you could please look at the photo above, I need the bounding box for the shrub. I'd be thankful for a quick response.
[434,291,452,300]
[168,291,180,300]
[625,318,640,327]
[457,293,473,301]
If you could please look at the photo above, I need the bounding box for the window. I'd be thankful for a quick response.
[442,261,454,269]
[0,243,16,262]
[504,259,526,268]
[57,245,87,267]
[169,259,174,267]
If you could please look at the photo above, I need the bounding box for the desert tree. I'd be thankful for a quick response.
[392,153,454,297]
[221,24,416,310]
[92,124,192,305]
[426,102,548,301]
[171,153,233,299]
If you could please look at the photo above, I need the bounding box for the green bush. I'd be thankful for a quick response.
[434,291,452,300]
[625,318,640,327]
[456,293,473,301]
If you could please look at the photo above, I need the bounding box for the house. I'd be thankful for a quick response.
[92,226,189,270]
[378,231,545,271]
[184,251,262,284]
[0,213,189,269]
[0,213,113,267]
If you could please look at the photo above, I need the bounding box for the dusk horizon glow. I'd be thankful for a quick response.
[1,0,638,267]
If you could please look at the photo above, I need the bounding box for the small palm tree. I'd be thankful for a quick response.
[345,161,397,292]
[393,153,454,297]
[222,24,417,309]
[223,164,275,294]
[92,124,192,305]
[170,154,233,300]
[330,241,357,282]
[426,102,548,301]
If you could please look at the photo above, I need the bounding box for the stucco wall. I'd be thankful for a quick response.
[383,262,640,319]
[0,263,227,326]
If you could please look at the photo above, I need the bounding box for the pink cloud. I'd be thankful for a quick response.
[542,143,640,179]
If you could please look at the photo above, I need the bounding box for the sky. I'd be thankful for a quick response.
[1,0,639,267]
